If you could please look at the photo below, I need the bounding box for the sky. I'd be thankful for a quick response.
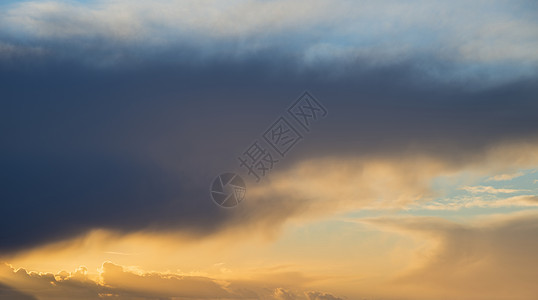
[1,0,538,299]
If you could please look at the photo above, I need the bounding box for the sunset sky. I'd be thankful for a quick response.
[1,1,538,299]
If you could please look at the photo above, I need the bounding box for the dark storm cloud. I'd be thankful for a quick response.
[1,50,537,253]
[1,0,538,253]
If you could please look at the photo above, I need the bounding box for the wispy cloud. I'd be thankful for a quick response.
[486,172,524,181]
[358,212,538,300]
[420,195,538,211]
[461,185,522,194]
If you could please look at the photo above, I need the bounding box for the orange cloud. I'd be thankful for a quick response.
[359,212,538,300]
[0,261,344,300]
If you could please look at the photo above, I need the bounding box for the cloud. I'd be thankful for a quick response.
[1,0,537,76]
[0,261,343,300]
[0,1,537,254]
[99,262,235,299]
[460,185,522,194]
[273,287,295,300]
[305,291,344,300]
[247,142,538,217]
[2,79,538,252]
[486,171,525,181]
[415,195,538,211]
[1,3,537,300]
[360,212,538,300]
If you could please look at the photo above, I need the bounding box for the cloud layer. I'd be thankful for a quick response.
[1,0,537,267]
[1,46,538,252]
[0,261,343,300]
[1,0,538,79]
